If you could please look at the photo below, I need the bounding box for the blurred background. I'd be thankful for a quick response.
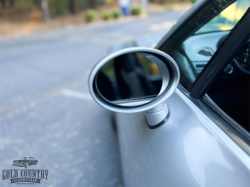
[0,0,193,37]
[0,0,193,186]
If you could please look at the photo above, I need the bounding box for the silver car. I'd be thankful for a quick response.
[89,0,250,186]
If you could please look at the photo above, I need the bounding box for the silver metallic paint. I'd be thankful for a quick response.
[116,89,250,187]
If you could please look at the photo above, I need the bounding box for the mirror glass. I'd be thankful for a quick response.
[95,52,162,105]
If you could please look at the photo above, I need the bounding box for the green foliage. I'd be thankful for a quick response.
[49,0,69,17]
[112,10,120,19]
[131,7,141,16]
[85,9,96,22]
[102,12,111,20]
[190,0,197,4]
[13,0,33,13]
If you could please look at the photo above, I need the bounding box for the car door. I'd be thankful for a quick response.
[115,0,250,186]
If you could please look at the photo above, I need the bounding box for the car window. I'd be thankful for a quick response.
[196,0,249,34]
[159,0,249,90]
[206,39,250,133]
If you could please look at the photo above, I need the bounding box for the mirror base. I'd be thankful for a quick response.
[145,102,170,129]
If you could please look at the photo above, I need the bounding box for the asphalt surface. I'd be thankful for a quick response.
[0,11,185,187]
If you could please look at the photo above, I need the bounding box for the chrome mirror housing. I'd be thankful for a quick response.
[88,47,180,128]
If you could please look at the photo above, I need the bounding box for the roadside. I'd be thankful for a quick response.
[0,3,192,39]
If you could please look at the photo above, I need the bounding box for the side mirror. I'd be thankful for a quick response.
[88,47,180,129]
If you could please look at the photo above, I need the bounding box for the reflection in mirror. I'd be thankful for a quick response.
[95,52,162,105]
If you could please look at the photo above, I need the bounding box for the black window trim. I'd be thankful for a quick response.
[156,0,235,56]
[155,0,211,49]
[177,8,250,153]
[190,7,250,98]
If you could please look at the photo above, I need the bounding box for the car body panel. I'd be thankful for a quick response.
[108,0,250,186]
[116,89,250,187]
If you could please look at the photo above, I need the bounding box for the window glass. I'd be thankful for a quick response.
[207,40,250,133]
[159,0,249,90]
[196,1,249,34]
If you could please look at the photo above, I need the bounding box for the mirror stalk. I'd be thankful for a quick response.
[145,102,170,129]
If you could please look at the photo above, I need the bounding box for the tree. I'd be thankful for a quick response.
[69,0,76,14]
[10,0,15,7]
[34,0,51,23]
[41,0,51,23]
[0,0,6,8]
[90,0,96,9]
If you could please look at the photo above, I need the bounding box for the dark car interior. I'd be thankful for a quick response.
[173,31,250,133]
[207,40,250,132]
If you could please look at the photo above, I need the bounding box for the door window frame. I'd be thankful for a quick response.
[190,8,250,98]
[190,8,250,148]
[156,0,250,154]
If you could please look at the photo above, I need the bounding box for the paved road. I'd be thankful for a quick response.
[0,11,185,187]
